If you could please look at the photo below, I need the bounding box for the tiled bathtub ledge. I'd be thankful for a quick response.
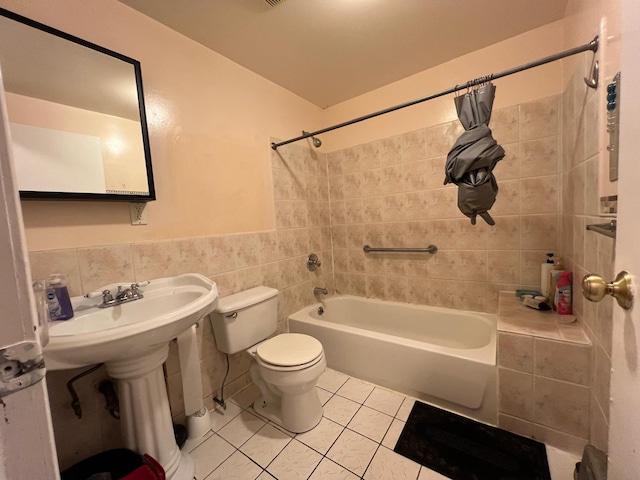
[498,291,590,344]
[497,291,592,455]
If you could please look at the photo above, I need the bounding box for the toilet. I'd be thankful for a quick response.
[210,286,326,433]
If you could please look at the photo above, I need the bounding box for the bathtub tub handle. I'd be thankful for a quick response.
[225,312,238,319]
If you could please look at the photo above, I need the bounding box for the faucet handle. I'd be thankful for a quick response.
[131,281,150,294]
[85,289,111,299]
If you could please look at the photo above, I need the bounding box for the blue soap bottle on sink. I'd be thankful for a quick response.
[46,274,74,320]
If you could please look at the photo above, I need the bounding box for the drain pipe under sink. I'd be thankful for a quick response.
[177,323,211,439]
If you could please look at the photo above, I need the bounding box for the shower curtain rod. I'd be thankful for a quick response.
[271,36,599,150]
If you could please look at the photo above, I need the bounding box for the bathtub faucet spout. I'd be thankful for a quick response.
[313,287,328,296]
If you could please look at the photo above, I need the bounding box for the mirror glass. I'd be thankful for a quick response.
[0,8,155,201]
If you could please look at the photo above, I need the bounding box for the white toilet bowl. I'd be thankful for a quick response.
[248,333,326,433]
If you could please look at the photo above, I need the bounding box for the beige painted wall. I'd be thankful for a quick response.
[318,21,567,151]
[0,0,322,251]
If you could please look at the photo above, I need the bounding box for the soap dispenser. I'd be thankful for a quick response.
[46,274,74,320]
[540,253,554,298]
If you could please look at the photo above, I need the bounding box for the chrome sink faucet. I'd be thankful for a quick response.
[85,281,149,308]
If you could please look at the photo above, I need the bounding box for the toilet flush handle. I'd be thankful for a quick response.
[225,312,238,319]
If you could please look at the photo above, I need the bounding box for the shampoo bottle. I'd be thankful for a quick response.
[46,274,74,321]
[540,253,554,298]
[548,258,563,311]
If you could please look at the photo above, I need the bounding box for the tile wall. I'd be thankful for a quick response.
[325,95,562,314]
[496,293,593,454]
[31,141,331,469]
[559,58,615,452]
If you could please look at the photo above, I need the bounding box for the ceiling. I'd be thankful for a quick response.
[119,0,569,108]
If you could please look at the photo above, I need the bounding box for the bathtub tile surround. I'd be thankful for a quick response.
[560,57,616,453]
[497,292,592,454]
[182,370,578,480]
[325,96,561,313]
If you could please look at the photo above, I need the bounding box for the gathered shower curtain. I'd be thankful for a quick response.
[444,82,504,226]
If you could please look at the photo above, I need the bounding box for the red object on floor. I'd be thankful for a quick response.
[122,454,165,480]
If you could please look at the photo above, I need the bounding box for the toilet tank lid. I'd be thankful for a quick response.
[213,286,278,313]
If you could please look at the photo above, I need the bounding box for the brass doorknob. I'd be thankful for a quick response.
[582,271,633,310]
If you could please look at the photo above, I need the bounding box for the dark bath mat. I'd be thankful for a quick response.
[394,401,551,480]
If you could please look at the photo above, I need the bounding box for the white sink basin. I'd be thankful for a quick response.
[44,273,219,370]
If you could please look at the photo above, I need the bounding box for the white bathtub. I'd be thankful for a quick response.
[289,295,497,423]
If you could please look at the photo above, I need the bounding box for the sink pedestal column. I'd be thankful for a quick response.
[106,343,194,480]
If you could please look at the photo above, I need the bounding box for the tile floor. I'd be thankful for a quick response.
[183,369,579,480]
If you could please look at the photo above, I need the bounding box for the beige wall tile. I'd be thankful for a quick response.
[379,165,404,194]
[258,231,279,264]
[493,142,519,181]
[384,276,409,303]
[327,150,344,176]
[533,376,589,438]
[592,342,611,421]
[174,237,212,276]
[520,215,558,250]
[498,413,533,438]
[211,271,239,297]
[237,266,263,292]
[531,424,586,456]
[487,250,520,284]
[491,105,519,144]
[486,216,520,251]
[519,136,559,178]
[424,122,457,159]
[331,200,347,227]
[77,244,134,292]
[498,367,534,420]
[379,135,403,165]
[30,249,82,297]
[520,250,548,286]
[520,176,559,214]
[498,333,534,372]
[400,128,427,162]
[534,338,591,385]
[519,96,560,141]
[491,180,520,216]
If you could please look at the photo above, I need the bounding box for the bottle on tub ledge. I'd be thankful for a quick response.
[46,273,74,321]
[540,253,555,298]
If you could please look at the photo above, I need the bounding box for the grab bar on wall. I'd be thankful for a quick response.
[363,245,438,254]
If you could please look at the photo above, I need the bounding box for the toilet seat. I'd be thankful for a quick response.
[256,333,324,371]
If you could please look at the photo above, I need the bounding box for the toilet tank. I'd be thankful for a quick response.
[209,286,278,354]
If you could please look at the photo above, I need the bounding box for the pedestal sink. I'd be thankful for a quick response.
[44,273,219,480]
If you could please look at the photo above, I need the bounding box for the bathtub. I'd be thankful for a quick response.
[289,295,497,423]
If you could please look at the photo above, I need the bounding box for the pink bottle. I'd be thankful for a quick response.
[555,271,573,315]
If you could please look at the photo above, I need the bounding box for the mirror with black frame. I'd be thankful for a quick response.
[0,8,155,201]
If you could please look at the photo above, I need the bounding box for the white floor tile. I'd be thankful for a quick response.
[204,450,263,480]
[189,433,235,480]
[257,471,277,479]
[364,387,405,416]
[336,377,375,403]
[267,439,323,480]
[418,466,450,479]
[239,423,293,468]
[381,418,405,449]
[317,369,349,393]
[364,446,421,480]
[309,457,360,480]
[296,417,344,454]
[323,395,361,426]
[183,429,214,453]
[210,401,243,432]
[347,405,393,443]
[396,396,415,421]
[316,386,333,406]
[326,428,378,477]
[218,410,267,448]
